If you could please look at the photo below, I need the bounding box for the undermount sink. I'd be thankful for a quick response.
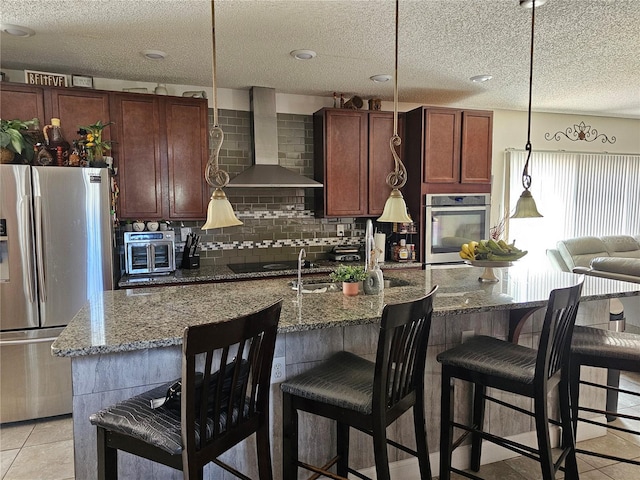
[290,277,410,293]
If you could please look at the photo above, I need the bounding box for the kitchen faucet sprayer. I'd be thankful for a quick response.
[365,220,374,272]
[297,248,306,297]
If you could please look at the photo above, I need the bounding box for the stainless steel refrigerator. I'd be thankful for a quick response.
[0,165,114,423]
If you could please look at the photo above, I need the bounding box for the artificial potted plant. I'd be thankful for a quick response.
[0,118,37,164]
[330,264,366,296]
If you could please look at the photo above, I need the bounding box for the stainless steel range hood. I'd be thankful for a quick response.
[227,87,322,188]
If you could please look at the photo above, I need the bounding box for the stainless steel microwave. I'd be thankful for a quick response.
[124,231,176,275]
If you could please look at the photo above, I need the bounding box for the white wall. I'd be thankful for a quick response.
[491,110,640,224]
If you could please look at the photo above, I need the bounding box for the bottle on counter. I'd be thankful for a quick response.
[43,118,70,166]
[398,239,409,262]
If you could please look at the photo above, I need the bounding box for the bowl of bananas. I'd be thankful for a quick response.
[459,239,528,282]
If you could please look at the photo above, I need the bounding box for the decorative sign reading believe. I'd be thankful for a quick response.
[25,70,68,87]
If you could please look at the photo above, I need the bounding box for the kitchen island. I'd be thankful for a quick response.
[53,265,640,480]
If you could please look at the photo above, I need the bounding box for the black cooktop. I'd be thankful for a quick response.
[227,261,313,274]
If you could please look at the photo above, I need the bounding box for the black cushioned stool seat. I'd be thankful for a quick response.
[91,382,184,455]
[281,351,375,414]
[437,281,583,480]
[90,300,282,480]
[281,289,437,480]
[570,325,640,467]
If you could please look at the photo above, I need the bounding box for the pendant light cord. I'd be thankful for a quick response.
[393,0,399,137]
[522,0,535,190]
[386,0,407,190]
[206,0,229,189]
[211,0,219,128]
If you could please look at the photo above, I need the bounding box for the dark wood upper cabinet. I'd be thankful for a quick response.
[368,111,403,216]
[314,108,404,218]
[48,89,111,143]
[1,82,209,221]
[164,97,209,219]
[406,106,492,194]
[460,110,493,184]
[0,83,46,126]
[112,94,209,221]
[423,108,462,184]
[314,109,368,217]
[111,94,164,220]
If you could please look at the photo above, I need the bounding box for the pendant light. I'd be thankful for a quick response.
[511,0,543,218]
[377,0,412,224]
[202,0,243,230]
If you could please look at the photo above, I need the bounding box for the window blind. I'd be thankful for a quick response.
[504,150,640,266]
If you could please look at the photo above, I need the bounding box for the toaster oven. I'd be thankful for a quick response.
[124,231,176,275]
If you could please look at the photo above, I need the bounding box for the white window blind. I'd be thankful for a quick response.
[504,150,640,266]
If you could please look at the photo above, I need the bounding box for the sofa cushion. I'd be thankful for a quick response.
[590,257,640,278]
[602,235,640,258]
[557,236,609,269]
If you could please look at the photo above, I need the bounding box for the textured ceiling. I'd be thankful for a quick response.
[1,0,639,118]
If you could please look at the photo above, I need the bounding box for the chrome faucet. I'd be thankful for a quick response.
[297,248,306,296]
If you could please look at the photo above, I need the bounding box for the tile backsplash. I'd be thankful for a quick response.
[117,109,368,268]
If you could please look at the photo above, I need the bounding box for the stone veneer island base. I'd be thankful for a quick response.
[53,266,640,480]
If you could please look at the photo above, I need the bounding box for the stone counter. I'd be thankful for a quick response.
[117,260,420,288]
[53,265,640,479]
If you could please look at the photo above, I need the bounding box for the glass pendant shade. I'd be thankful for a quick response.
[377,188,413,223]
[202,188,243,230]
[511,189,543,218]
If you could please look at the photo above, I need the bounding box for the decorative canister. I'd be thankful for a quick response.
[146,221,159,232]
[363,267,384,295]
[132,221,145,232]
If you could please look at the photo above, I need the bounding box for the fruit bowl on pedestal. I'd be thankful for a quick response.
[464,259,514,283]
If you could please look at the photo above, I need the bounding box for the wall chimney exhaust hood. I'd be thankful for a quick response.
[227,87,322,188]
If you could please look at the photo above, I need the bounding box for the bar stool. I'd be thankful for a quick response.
[570,325,640,466]
[281,287,437,480]
[437,281,583,480]
[89,300,282,480]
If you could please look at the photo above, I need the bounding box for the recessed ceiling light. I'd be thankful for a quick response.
[470,74,493,83]
[290,49,316,60]
[519,0,548,8]
[370,74,392,83]
[1,24,35,37]
[141,50,166,60]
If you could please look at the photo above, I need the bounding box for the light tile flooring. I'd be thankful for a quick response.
[1,373,639,480]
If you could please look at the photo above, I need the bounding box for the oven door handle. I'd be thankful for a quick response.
[428,205,489,213]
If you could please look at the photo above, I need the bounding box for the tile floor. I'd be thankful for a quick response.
[1,373,639,480]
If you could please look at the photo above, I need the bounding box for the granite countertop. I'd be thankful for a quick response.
[117,261,420,288]
[54,264,640,358]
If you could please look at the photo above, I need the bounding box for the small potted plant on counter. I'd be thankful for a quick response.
[330,264,366,296]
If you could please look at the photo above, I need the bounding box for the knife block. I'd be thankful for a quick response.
[180,247,200,269]
[182,254,200,269]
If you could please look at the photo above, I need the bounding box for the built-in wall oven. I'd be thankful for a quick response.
[124,231,176,275]
[425,194,491,264]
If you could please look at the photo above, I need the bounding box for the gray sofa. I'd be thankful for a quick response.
[547,235,640,284]
[547,234,640,331]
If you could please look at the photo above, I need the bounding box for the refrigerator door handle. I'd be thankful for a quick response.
[33,195,46,302]
[22,193,37,303]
